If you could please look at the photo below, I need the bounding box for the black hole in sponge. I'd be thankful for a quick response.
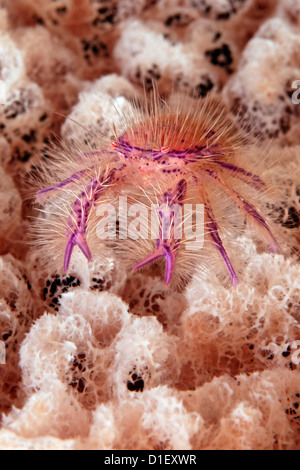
[127,378,144,392]
[282,207,300,229]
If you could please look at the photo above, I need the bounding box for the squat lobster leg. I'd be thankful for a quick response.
[36,169,88,197]
[64,168,117,271]
[204,168,279,252]
[212,161,266,191]
[205,195,238,287]
[133,179,187,285]
[36,151,109,197]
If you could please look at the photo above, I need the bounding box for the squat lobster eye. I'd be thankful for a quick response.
[34,93,279,287]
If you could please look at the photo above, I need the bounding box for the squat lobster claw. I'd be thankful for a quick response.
[64,232,92,271]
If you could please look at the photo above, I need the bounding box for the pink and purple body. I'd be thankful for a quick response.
[35,96,279,287]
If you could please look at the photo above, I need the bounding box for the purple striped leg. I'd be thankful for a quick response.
[133,179,187,285]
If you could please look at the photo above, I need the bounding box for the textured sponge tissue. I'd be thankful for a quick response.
[0,0,299,450]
